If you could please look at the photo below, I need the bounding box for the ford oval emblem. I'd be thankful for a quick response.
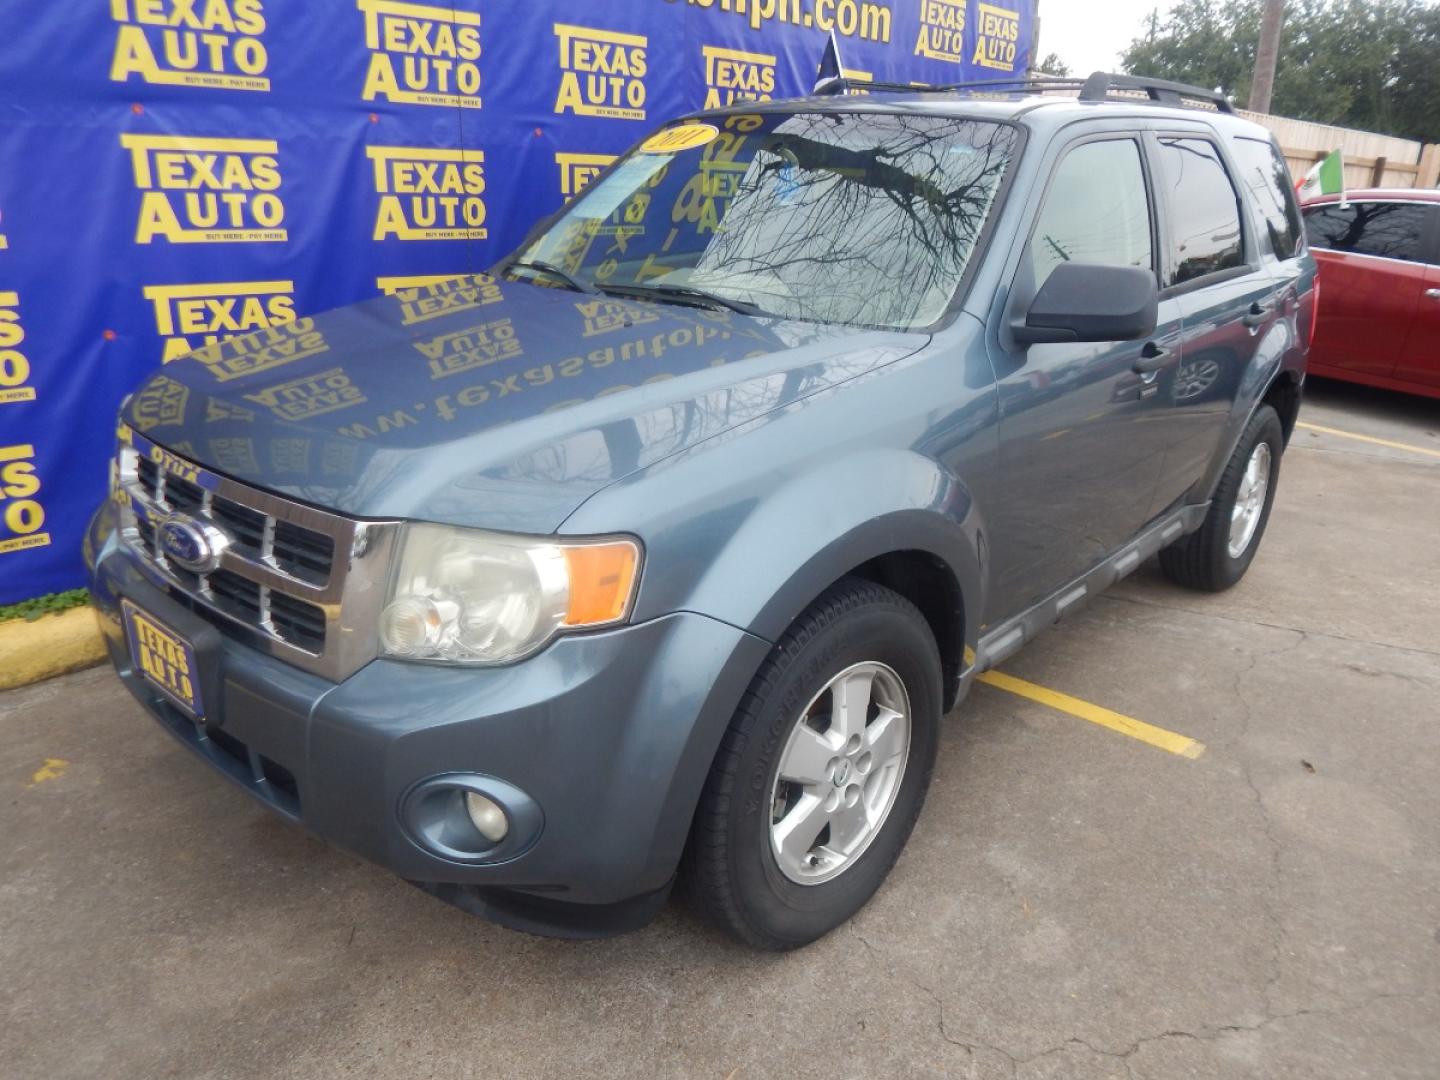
[158,514,227,574]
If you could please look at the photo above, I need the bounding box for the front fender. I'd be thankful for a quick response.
[692,456,982,649]
[591,444,984,653]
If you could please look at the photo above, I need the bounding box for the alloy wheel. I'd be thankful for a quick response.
[768,661,912,885]
[1227,441,1272,558]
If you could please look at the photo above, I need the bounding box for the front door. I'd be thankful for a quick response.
[985,134,1180,624]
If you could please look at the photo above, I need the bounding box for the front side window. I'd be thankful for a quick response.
[1154,137,1246,286]
[517,112,1018,331]
[1303,202,1428,263]
[1027,139,1153,290]
[1233,137,1303,260]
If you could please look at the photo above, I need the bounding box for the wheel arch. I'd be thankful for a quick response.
[844,550,966,713]
[738,507,980,710]
[1262,367,1303,445]
[1194,357,1305,503]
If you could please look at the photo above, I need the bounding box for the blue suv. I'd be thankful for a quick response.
[87,73,1315,948]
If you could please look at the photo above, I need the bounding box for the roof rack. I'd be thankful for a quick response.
[1078,72,1234,112]
[813,71,1234,114]
[813,74,1084,96]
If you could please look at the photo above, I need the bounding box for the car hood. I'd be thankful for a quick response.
[123,274,925,533]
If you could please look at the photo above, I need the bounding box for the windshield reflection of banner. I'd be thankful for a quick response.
[0,0,1032,603]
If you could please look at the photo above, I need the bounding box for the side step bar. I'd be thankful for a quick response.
[967,503,1207,676]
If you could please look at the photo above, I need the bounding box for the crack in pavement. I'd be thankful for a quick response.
[1097,592,1440,663]
[1290,443,1440,467]
[1337,660,1440,690]
[852,929,1023,1075]
[1222,631,1307,1018]
[1022,990,1438,1078]
[854,924,1435,1080]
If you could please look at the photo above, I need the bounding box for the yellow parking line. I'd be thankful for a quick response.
[977,671,1206,759]
[29,757,69,785]
[1296,421,1440,460]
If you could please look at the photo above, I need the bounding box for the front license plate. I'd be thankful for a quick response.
[121,599,205,720]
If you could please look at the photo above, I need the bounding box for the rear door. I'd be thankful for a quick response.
[1302,199,1431,380]
[1393,204,1440,391]
[1145,131,1281,514]
[1232,134,1309,350]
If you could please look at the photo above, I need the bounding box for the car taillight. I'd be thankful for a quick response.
[1307,273,1320,351]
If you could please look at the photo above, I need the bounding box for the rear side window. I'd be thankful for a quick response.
[1154,137,1245,286]
[1028,139,1153,290]
[1233,137,1303,260]
[1304,202,1429,263]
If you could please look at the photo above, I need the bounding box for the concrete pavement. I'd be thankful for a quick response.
[3,376,1437,1079]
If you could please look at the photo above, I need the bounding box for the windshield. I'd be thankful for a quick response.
[512,111,1017,331]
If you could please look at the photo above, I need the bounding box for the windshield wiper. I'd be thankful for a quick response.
[601,282,766,317]
[501,259,597,294]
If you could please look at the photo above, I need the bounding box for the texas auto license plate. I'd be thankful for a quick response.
[121,599,205,719]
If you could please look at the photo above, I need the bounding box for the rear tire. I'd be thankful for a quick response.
[1160,403,1283,592]
[685,578,942,950]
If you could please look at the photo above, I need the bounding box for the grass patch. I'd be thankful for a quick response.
[0,589,90,623]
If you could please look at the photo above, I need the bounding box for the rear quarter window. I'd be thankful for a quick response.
[1232,137,1303,260]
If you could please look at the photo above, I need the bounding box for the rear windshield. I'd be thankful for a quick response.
[516,112,1018,331]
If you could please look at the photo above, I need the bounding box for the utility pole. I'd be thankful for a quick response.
[1248,0,1285,114]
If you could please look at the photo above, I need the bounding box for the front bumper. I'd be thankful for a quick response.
[86,502,770,936]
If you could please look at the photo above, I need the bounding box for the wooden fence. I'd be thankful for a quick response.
[1238,109,1440,189]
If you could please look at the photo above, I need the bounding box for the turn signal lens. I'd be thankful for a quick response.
[562,541,640,627]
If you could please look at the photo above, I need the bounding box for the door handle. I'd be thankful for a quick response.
[1132,341,1174,375]
[1242,302,1270,328]
[1425,288,1440,299]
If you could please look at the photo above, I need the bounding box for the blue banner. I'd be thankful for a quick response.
[0,0,1032,603]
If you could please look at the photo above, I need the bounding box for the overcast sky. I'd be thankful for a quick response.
[1036,0,1164,76]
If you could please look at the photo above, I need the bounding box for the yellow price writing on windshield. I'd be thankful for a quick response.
[638,123,720,154]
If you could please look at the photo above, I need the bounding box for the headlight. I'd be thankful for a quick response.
[377,524,641,665]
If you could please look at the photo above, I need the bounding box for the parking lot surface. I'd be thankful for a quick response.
[3,378,1437,1079]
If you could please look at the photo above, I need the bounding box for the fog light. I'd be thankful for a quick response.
[465,791,509,842]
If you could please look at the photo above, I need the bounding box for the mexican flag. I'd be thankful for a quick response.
[1296,149,1345,200]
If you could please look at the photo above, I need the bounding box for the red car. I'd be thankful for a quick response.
[1301,187,1440,399]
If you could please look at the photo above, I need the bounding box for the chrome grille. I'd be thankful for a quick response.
[135,455,336,585]
[117,429,399,681]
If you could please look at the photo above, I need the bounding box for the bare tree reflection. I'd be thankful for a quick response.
[1308,201,1427,261]
[524,113,1017,332]
[694,115,1015,328]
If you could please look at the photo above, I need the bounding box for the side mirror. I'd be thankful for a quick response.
[1011,262,1159,345]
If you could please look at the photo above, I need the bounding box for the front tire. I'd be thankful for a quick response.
[685,578,942,950]
[1160,403,1284,592]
